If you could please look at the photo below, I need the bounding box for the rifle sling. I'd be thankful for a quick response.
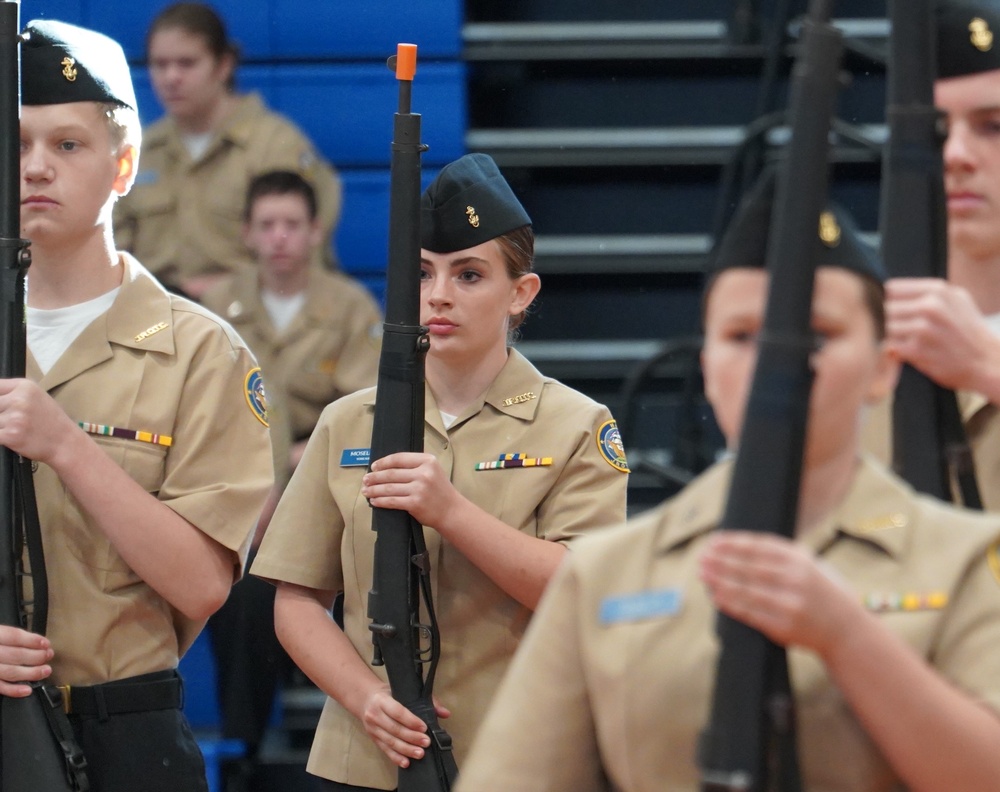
[35,684,89,792]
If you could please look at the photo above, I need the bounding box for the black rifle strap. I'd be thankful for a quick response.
[410,522,442,696]
[939,391,983,510]
[36,684,90,791]
[17,460,49,633]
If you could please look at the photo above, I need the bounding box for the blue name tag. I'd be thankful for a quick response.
[340,448,371,467]
[600,589,683,624]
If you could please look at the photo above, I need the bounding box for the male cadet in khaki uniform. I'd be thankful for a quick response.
[113,2,341,300]
[458,172,1000,792]
[252,153,629,791]
[200,171,380,779]
[869,0,1000,509]
[203,169,382,492]
[0,20,272,791]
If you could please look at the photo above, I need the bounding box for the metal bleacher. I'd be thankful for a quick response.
[462,0,890,505]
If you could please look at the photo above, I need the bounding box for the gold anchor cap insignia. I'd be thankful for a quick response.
[465,205,480,228]
[970,17,994,52]
[61,56,77,82]
[818,211,841,247]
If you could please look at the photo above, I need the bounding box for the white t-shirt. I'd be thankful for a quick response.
[27,288,119,374]
[261,289,306,334]
[182,131,213,162]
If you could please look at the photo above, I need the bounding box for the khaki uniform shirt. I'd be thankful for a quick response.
[33,254,273,686]
[201,266,382,447]
[113,94,342,289]
[862,391,1000,511]
[252,348,629,788]
[458,456,1000,792]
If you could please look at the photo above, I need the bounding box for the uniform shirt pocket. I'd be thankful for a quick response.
[61,438,167,576]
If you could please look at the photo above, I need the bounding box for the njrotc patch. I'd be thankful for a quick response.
[244,367,269,427]
[597,419,629,473]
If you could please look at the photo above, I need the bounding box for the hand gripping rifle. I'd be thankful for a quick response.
[697,1,843,789]
[880,0,982,508]
[0,3,88,790]
[366,44,458,792]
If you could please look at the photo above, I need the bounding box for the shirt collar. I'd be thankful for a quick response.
[213,93,267,149]
[146,93,266,154]
[361,347,548,433]
[105,253,177,355]
[655,455,916,560]
[480,347,547,420]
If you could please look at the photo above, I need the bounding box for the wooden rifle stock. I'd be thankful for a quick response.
[698,2,842,789]
[365,43,458,792]
[880,0,982,508]
[0,3,88,789]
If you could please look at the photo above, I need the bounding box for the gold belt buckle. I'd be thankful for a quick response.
[57,684,72,714]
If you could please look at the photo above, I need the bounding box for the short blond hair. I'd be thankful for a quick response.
[101,102,141,152]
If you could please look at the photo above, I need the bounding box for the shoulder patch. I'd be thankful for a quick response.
[597,419,629,473]
[244,367,269,427]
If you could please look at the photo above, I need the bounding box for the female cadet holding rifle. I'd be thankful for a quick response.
[251,153,630,791]
[456,175,1000,792]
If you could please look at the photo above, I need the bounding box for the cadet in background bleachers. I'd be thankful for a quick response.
[203,169,382,506]
[113,2,342,301]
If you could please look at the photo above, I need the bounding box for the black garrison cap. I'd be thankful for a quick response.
[707,169,885,286]
[936,0,1000,78]
[421,153,531,253]
[21,19,137,110]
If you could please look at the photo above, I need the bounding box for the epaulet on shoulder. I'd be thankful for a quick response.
[539,376,605,409]
[169,295,248,350]
[316,385,377,423]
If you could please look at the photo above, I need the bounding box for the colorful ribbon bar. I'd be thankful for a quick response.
[863,591,948,613]
[78,421,173,448]
[474,453,553,471]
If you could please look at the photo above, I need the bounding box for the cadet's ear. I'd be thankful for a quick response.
[509,272,541,317]
[866,341,901,405]
[112,145,137,197]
